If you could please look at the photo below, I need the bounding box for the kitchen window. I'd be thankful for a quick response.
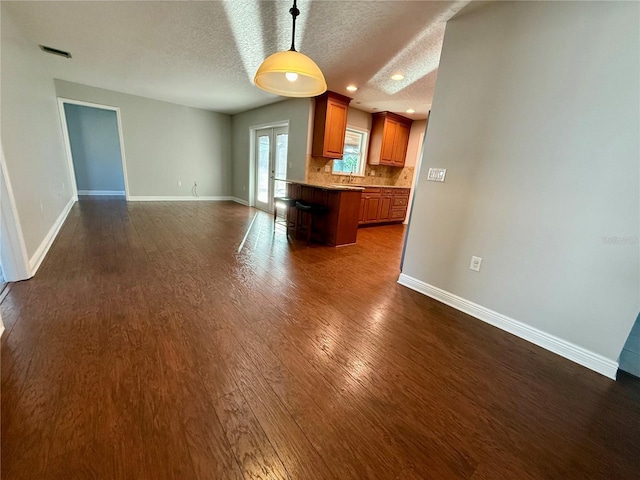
[332,127,368,176]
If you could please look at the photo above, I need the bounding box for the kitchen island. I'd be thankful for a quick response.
[285,181,363,246]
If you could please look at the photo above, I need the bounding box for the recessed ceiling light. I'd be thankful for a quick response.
[406,109,415,114]
[391,74,404,81]
[346,85,358,92]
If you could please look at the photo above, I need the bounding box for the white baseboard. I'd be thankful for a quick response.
[77,190,125,196]
[231,197,249,206]
[29,197,75,276]
[127,196,236,202]
[397,273,619,380]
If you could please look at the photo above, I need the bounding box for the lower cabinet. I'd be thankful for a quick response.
[358,187,410,225]
[379,194,392,221]
[364,195,381,222]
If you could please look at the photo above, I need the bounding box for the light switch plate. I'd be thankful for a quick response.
[469,256,482,272]
[427,168,447,182]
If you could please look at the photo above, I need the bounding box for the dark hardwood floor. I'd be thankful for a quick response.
[2,197,640,479]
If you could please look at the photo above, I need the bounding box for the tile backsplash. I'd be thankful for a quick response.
[305,156,415,187]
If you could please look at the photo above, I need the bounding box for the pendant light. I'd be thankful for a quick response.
[254,0,327,97]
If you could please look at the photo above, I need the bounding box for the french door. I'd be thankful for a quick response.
[254,126,288,212]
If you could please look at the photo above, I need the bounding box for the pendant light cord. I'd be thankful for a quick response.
[289,0,299,52]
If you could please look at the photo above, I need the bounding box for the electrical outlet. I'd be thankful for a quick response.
[370,170,376,176]
[469,256,482,272]
[324,165,331,173]
[177,180,182,187]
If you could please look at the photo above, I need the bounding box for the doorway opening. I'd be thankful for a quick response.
[401,110,430,271]
[0,146,30,282]
[58,98,129,199]
[253,125,289,213]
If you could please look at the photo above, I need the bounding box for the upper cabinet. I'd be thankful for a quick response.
[368,112,413,167]
[312,91,352,159]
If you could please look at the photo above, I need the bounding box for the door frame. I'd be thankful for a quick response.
[248,121,289,208]
[401,111,430,271]
[57,98,131,200]
[0,144,30,281]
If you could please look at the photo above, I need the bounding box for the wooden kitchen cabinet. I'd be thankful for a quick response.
[358,187,410,225]
[390,192,409,221]
[363,194,381,223]
[378,193,392,221]
[368,112,413,167]
[312,91,352,159]
[286,182,362,246]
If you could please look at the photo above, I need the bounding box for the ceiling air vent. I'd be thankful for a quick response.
[39,45,72,59]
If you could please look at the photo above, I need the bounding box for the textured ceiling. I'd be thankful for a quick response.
[3,1,472,119]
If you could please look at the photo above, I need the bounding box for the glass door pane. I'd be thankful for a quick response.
[274,128,288,198]
[254,126,289,212]
[256,133,270,209]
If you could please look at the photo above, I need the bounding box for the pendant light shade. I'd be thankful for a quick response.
[254,0,327,98]
[254,50,327,98]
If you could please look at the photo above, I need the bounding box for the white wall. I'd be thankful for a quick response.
[231,98,311,201]
[346,107,372,132]
[55,80,232,198]
[402,1,639,374]
[1,8,74,265]
[405,119,427,168]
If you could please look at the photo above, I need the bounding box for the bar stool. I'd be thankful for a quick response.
[273,197,297,237]
[295,201,328,244]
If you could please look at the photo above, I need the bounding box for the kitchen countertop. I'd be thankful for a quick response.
[279,180,365,191]
[280,180,410,191]
[347,184,411,189]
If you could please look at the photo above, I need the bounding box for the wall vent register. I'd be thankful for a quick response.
[39,44,72,58]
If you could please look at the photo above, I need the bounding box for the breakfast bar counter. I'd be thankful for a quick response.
[285,181,363,246]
